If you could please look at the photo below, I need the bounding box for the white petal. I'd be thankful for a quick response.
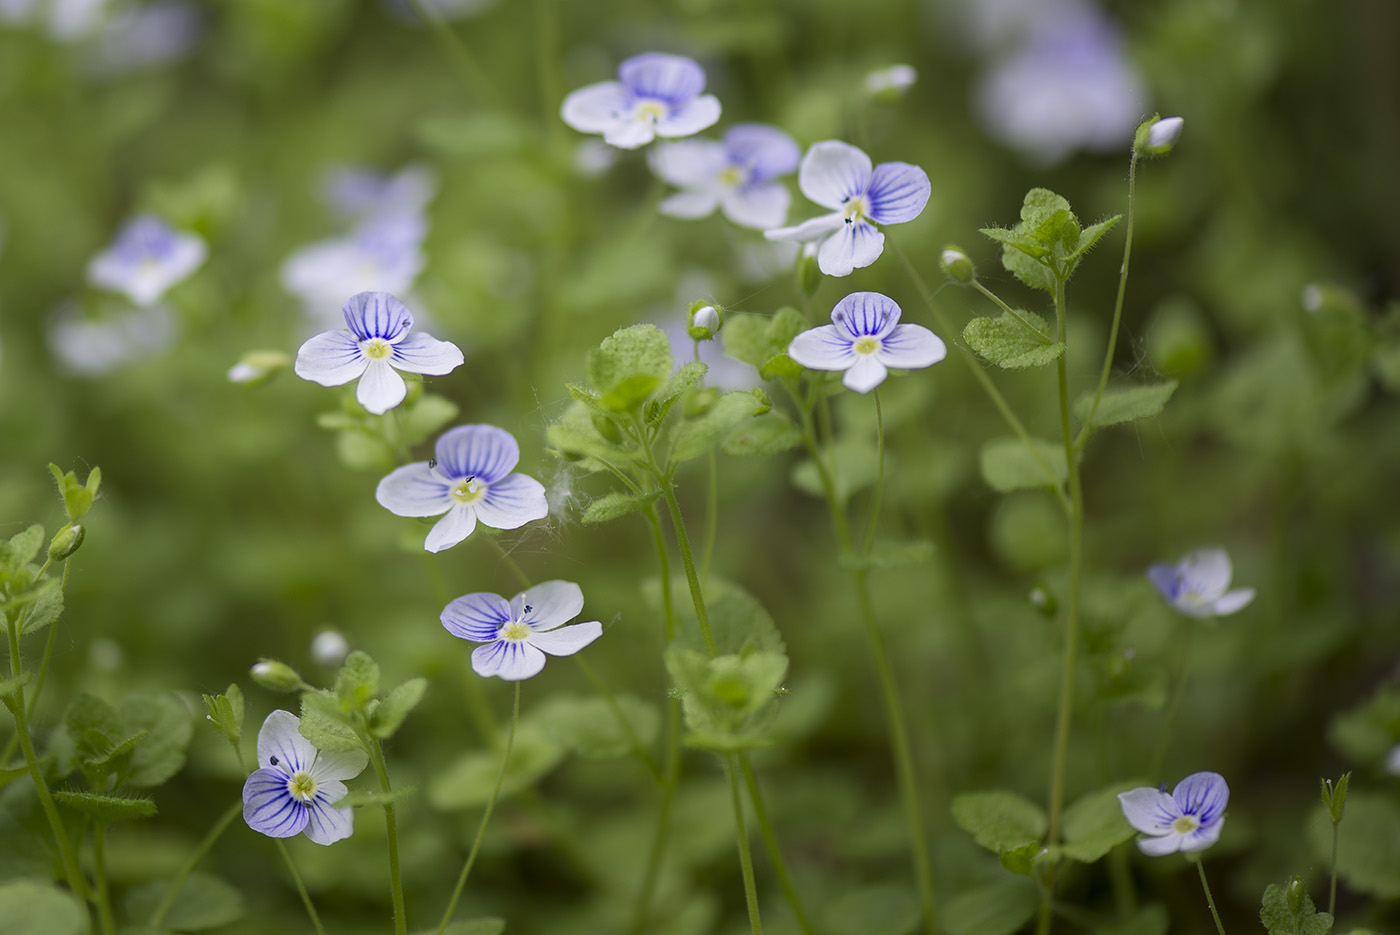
[1177,547,1233,602]
[763,212,843,243]
[511,580,584,630]
[391,332,464,376]
[425,505,477,552]
[798,141,873,210]
[561,81,631,134]
[442,592,513,643]
[471,640,546,681]
[842,355,888,394]
[655,95,722,139]
[817,222,884,277]
[294,331,368,388]
[310,749,368,783]
[242,770,307,839]
[356,358,408,414]
[473,474,549,530]
[528,621,603,657]
[1180,818,1224,853]
[257,710,315,773]
[1117,787,1179,835]
[1136,832,1186,857]
[435,424,520,484]
[603,118,656,150]
[721,183,790,230]
[788,325,856,372]
[1208,588,1255,616]
[650,139,728,187]
[659,189,722,220]
[376,463,454,517]
[302,797,355,845]
[877,323,947,371]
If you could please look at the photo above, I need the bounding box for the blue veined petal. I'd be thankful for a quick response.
[302,794,355,846]
[798,141,873,210]
[865,162,931,225]
[1181,818,1226,853]
[1117,786,1179,835]
[471,639,547,681]
[376,462,455,518]
[842,355,888,394]
[442,591,514,643]
[294,331,368,388]
[831,292,901,339]
[256,710,315,774]
[425,504,477,552]
[618,53,705,106]
[721,182,790,231]
[654,95,721,140]
[877,323,947,371]
[816,221,884,277]
[724,124,800,184]
[434,424,520,484]
[787,324,856,372]
[243,770,308,839]
[473,474,548,531]
[1173,771,1228,825]
[342,291,413,343]
[1146,561,1182,603]
[510,580,584,630]
[561,81,633,134]
[391,332,464,376]
[528,621,603,657]
[356,358,408,415]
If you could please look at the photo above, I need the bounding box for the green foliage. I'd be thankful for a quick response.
[428,722,566,811]
[1321,773,1350,824]
[1061,783,1138,862]
[535,693,660,760]
[824,883,920,935]
[665,646,788,751]
[48,464,102,521]
[200,685,244,748]
[668,391,760,464]
[666,579,786,658]
[722,307,809,381]
[546,403,641,469]
[59,692,189,790]
[839,538,935,570]
[580,491,662,524]
[298,692,363,754]
[0,672,33,702]
[722,410,801,456]
[979,437,1068,492]
[1327,686,1400,764]
[645,361,709,426]
[1259,879,1333,935]
[0,879,86,935]
[398,394,460,447]
[334,650,381,708]
[0,525,44,578]
[117,693,194,788]
[124,873,246,932]
[792,435,881,501]
[1074,382,1178,430]
[52,790,157,823]
[1095,906,1169,935]
[981,189,1120,290]
[942,878,1039,935]
[1307,794,1400,898]
[962,311,1064,369]
[418,920,506,935]
[369,677,427,739]
[951,790,1047,854]
[587,325,676,412]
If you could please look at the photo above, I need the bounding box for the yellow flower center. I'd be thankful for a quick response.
[288,771,318,802]
[1171,815,1199,834]
[635,100,667,124]
[501,621,531,641]
[854,336,881,355]
[720,166,744,187]
[362,337,393,360]
[842,196,869,224]
[451,478,484,503]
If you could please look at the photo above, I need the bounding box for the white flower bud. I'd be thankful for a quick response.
[310,629,350,667]
[1134,116,1184,156]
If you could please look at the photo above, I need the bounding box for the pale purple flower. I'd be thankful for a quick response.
[1386,745,1400,777]
[47,300,176,376]
[294,291,462,415]
[650,124,800,230]
[561,52,721,150]
[85,215,206,306]
[1148,548,1255,618]
[1118,772,1229,856]
[89,2,202,75]
[787,292,946,394]
[764,141,930,277]
[376,424,548,552]
[242,710,367,845]
[281,215,427,325]
[321,164,438,223]
[442,580,603,681]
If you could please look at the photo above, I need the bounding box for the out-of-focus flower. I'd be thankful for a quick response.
[227,349,291,384]
[89,2,202,75]
[376,424,549,552]
[281,216,427,327]
[1118,772,1229,856]
[86,215,206,307]
[242,711,367,845]
[864,64,917,98]
[47,300,177,376]
[321,164,438,223]
[294,291,463,415]
[787,291,946,393]
[310,630,351,668]
[379,0,498,23]
[764,141,930,277]
[562,52,721,150]
[650,124,801,230]
[1135,115,1184,157]
[441,580,603,680]
[1148,547,1255,618]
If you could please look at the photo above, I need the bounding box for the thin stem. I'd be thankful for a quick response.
[575,655,661,781]
[1149,617,1197,779]
[725,753,764,935]
[862,390,886,554]
[701,449,718,580]
[150,801,242,927]
[438,683,521,934]
[275,840,328,935]
[403,0,503,107]
[486,536,533,592]
[93,824,115,935]
[1196,860,1228,935]
[973,282,1055,343]
[738,754,815,935]
[25,557,72,719]
[367,739,407,935]
[660,484,718,657]
[1329,820,1340,917]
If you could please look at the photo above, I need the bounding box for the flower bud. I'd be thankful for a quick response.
[939,245,976,285]
[228,349,292,385]
[311,630,351,668]
[864,64,916,100]
[250,659,303,693]
[1134,116,1184,157]
[688,302,723,341]
[1286,876,1306,916]
[48,524,84,560]
[1029,585,1057,618]
[797,242,822,297]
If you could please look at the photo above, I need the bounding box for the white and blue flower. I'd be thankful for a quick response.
[787,292,946,394]
[85,215,206,306]
[293,291,463,415]
[442,580,603,681]
[321,164,438,223]
[376,424,549,553]
[561,52,721,150]
[650,123,801,230]
[1118,771,1229,856]
[281,215,427,327]
[1148,547,1255,618]
[242,710,368,846]
[764,141,930,277]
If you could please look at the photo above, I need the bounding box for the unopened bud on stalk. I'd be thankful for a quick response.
[939,245,975,285]
[311,630,350,668]
[250,659,303,693]
[48,524,84,560]
[688,302,723,340]
[1134,116,1184,157]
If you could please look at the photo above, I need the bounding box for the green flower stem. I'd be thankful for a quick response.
[575,655,662,782]
[366,738,408,935]
[972,282,1056,344]
[1075,150,1139,451]
[1149,616,1197,779]
[725,753,764,935]
[893,242,1069,509]
[25,557,71,720]
[533,0,563,136]
[863,390,885,554]
[275,840,328,935]
[702,449,719,580]
[92,823,116,935]
[660,483,719,658]
[150,800,242,927]
[1196,860,1228,935]
[737,754,815,935]
[403,0,503,107]
[486,535,533,592]
[1329,819,1340,917]
[438,682,521,934]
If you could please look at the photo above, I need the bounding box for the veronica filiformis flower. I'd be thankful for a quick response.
[1118,772,1229,856]
[86,215,206,306]
[376,424,549,552]
[281,215,428,327]
[442,580,603,680]
[561,52,720,150]
[321,164,438,223]
[1148,547,1255,618]
[788,292,946,394]
[650,124,801,230]
[764,141,930,277]
[294,291,462,415]
[242,710,368,845]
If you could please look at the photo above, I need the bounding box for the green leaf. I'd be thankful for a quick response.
[201,685,243,747]
[1308,794,1400,898]
[978,437,1068,492]
[19,581,63,636]
[587,325,675,411]
[399,394,459,447]
[668,391,757,463]
[370,678,427,739]
[299,692,362,754]
[722,411,801,456]
[646,361,708,426]
[1069,216,1122,261]
[118,693,194,788]
[791,435,881,501]
[0,879,86,935]
[667,580,786,657]
[428,723,565,811]
[951,790,1047,853]
[825,884,920,935]
[1074,381,1178,430]
[840,539,935,570]
[123,873,245,932]
[1061,783,1138,863]
[411,921,506,935]
[1,525,44,575]
[339,787,417,808]
[963,312,1063,370]
[942,878,1039,935]
[334,650,380,710]
[416,111,535,159]
[53,791,156,823]
[65,693,127,762]
[534,693,660,760]
[666,647,788,751]
[979,226,1050,259]
[1019,189,1074,239]
[1001,242,1057,292]
[1327,685,1400,764]
[722,307,808,375]
[1094,906,1168,935]
[581,491,661,525]
[1260,881,1334,935]
[546,404,641,468]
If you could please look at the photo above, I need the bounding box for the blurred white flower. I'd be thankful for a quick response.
[47,300,177,376]
[864,64,916,97]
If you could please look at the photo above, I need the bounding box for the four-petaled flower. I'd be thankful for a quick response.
[764,141,930,277]
[376,424,549,553]
[650,123,801,230]
[294,291,463,415]
[561,52,721,150]
[442,580,603,680]
[788,291,946,394]
[1148,547,1255,618]
[86,215,207,306]
[1118,771,1229,856]
[242,710,368,845]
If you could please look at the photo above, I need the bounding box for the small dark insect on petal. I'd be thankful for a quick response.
[427,459,437,470]
[270,756,279,766]
[1158,783,1169,793]
[523,604,533,614]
